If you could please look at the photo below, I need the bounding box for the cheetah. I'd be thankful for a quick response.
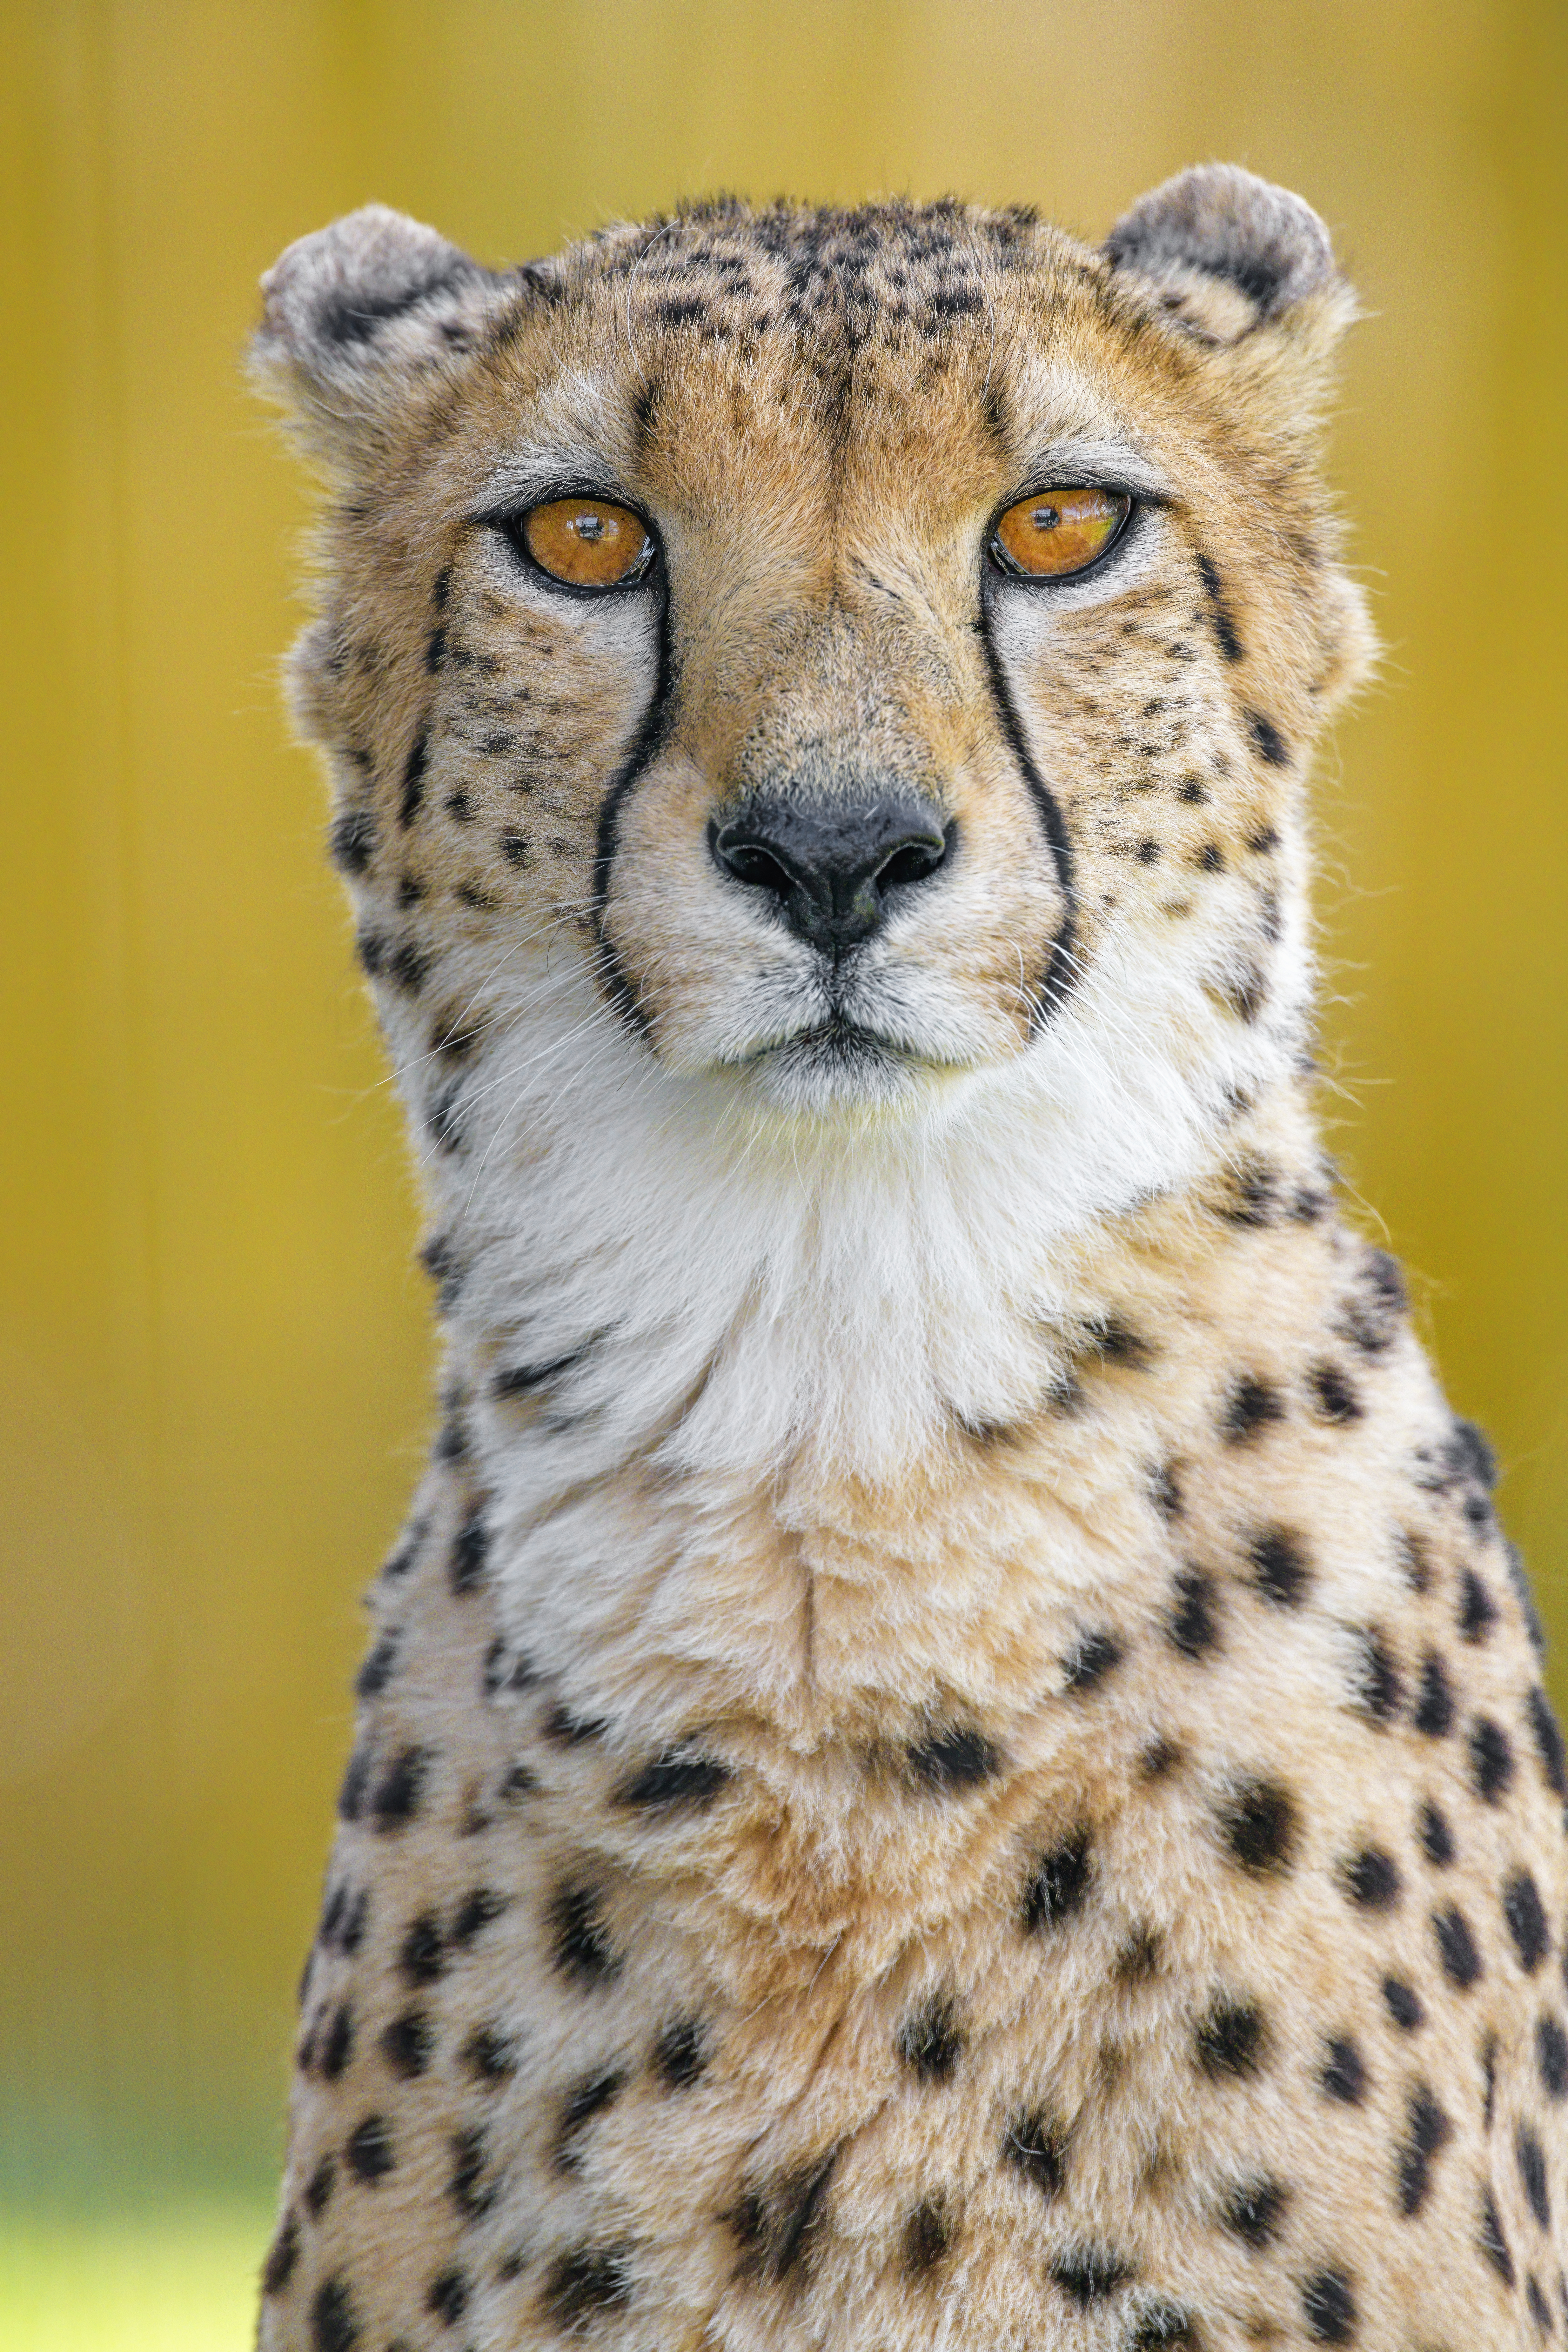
[251,168,1568,2350]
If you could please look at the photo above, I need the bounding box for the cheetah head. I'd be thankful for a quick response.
[255,174,1371,1351]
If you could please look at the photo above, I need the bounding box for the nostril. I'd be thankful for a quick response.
[876,827,951,892]
[712,827,798,902]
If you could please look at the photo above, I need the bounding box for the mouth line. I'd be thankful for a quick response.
[720,1015,965,1077]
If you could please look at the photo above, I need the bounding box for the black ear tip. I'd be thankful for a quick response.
[1106,164,1338,321]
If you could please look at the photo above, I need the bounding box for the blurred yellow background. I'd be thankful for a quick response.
[3,0,1564,2339]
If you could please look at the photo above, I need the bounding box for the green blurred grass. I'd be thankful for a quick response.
[0,2205,270,2352]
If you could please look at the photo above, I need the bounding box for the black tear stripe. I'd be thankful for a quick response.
[976,603,1079,1029]
[588,589,675,1039]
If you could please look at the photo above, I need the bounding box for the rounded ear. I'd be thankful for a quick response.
[1105,165,1358,424]
[250,204,514,469]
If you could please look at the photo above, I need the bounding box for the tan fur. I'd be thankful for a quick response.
[253,178,1564,2351]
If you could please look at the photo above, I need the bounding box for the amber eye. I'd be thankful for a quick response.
[989,486,1132,580]
[518,496,655,590]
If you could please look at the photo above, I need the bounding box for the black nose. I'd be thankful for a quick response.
[711,793,954,954]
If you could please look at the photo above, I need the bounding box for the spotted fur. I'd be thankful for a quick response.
[253,170,1564,2349]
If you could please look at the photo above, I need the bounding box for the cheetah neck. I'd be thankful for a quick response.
[408,984,1337,1746]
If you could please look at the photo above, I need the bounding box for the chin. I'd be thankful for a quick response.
[736,1023,958,1120]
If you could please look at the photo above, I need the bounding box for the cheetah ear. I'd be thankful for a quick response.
[1105,165,1357,409]
[251,204,517,469]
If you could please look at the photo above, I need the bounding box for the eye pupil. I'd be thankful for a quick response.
[517,497,653,589]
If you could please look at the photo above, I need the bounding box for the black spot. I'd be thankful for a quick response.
[1244,710,1290,767]
[354,926,386,980]
[1197,841,1224,873]
[1222,1374,1285,1444]
[1338,1250,1405,1354]
[617,1750,731,1810]
[1506,1871,1551,1973]
[451,1885,508,1946]
[399,1913,447,1985]
[1052,2245,1133,2305]
[399,723,430,826]
[443,787,470,821]
[1152,1463,1183,1519]
[425,625,446,674]
[382,2009,432,2077]
[1309,1363,1362,1424]
[1460,1568,1499,1644]
[1117,1922,1163,1981]
[1129,2301,1201,2348]
[1471,1716,1516,1804]
[908,1724,1002,1792]
[542,1700,608,1747]
[653,2014,708,2089]
[902,2195,952,2276]
[554,2066,627,2168]
[1484,2031,1499,2127]
[337,1743,371,1821]
[1538,2014,1568,2099]
[345,2114,394,2184]
[1418,1799,1455,1866]
[729,2152,836,2281]
[549,1883,620,1987]
[540,2242,632,2328]
[1063,1629,1123,1689]
[1169,1568,1220,1657]
[464,2024,517,2081]
[1322,2035,1365,2103]
[449,1509,489,1594]
[1434,1905,1483,1988]
[1195,1996,1266,2079]
[1350,1628,1404,1725]
[1301,2267,1356,2342]
[897,1992,963,2081]
[1528,2275,1553,2335]
[1218,1778,1299,1874]
[492,1348,585,1400]
[1001,2102,1068,2197]
[1342,1846,1401,1909]
[481,1637,536,1699]
[500,831,532,867]
[499,1760,538,1801]
[450,2123,497,2221]
[329,805,377,875]
[1414,1654,1455,1738]
[1195,550,1244,661]
[1221,2174,1288,2248]
[426,2268,468,2325]
[355,1632,398,1699]
[1481,2186,1516,2284]
[1022,1828,1094,1933]
[1397,2083,1452,2216]
[310,2278,359,2352]
[304,2154,335,2216]
[1519,2126,1552,2228]
[1248,1526,1311,1608]
[261,2211,299,2295]
[1142,1735,1182,1780]
[370,1744,429,1829]
[1383,1976,1424,2031]
[1178,776,1208,802]
[320,2002,354,2080]
[1529,1687,1568,1798]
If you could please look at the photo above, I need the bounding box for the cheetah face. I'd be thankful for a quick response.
[257,178,1371,1136]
